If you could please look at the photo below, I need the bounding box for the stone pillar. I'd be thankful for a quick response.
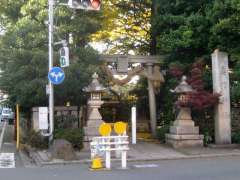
[211,49,231,144]
[147,63,157,137]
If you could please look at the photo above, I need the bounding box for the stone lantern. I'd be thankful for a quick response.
[83,72,106,142]
[173,75,193,105]
[166,76,204,148]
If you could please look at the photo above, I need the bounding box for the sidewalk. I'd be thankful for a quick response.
[25,140,240,166]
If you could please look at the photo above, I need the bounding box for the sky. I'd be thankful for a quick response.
[89,41,108,53]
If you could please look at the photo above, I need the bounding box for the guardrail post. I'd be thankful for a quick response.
[121,150,127,169]
[105,150,111,169]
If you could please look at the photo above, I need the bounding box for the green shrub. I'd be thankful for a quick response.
[202,129,213,146]
[156,125,170,143]
[26,130,48,149]
[232,131,240,144]
[54,128,84,150]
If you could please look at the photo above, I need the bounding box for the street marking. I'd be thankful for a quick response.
[0,153,15,168]
[133,164,159,168]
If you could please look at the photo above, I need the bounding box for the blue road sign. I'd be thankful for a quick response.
[48,67,65,85]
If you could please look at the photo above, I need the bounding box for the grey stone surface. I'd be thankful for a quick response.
[27,140,240,167]
[84,100,104,142]
[175,106,192,120]
[166,134,204,148]
[170,126,199,135]
[85,118,103,127]
[166,134,204,140]
[128,141,185,159]
[211,49,231,144]
[173,120,195,127]
[51,139,77,161]
[166,138,203,148]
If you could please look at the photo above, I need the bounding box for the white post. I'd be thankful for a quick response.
[121,151,127,169]
[131,106,136,144]
[105,151,111,169]
[48,0,54,142]
[115,136,121,158]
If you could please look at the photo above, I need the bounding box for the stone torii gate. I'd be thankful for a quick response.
[99,55,165,137]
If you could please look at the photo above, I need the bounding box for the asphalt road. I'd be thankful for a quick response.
[0,156,239,180]
[1,123,240,180]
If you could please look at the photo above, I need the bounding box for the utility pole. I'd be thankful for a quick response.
[44,0,100,142]
[48,0,54,142]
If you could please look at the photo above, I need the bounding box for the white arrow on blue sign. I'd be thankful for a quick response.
[48,67,65,85]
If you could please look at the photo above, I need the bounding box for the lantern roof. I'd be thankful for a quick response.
[172,76,193,94]
[83,72,106,93]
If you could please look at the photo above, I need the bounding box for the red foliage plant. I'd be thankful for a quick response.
[169,65,184,79]
[170,60,220,110]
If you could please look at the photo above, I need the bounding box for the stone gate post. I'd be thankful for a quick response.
[211,49,231,144]
[147,63,157,137]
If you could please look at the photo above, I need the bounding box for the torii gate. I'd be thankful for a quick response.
[99,55,165,137]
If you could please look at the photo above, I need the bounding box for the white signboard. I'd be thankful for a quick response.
[39,107,48,130]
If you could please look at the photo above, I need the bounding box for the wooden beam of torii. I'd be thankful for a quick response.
[99,55,164,64]
[99,54,166,137]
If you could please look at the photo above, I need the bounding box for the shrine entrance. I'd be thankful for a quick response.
[99,55,165,137]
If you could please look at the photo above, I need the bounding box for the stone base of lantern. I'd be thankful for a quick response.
[83,100,104,150]
[83,120,104,150]
[84,120,104,141]
[166,107,204,148]
[166,134,204,148]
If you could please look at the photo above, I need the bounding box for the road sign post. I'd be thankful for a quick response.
[46,0,54,143]
[45,0,100,143]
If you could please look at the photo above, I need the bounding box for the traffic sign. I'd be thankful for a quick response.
[114,122,127,135]
[48,67,65,85]
[99,123,112,136]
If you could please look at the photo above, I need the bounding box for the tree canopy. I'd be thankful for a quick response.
[0,0,102,110]
[0,0,239,114]
[152,0,240,63]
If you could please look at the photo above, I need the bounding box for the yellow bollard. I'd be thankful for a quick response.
[91,157,103,170]
[16,104,20,150]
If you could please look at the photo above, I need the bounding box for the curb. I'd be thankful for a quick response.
[21,146,42,166]
[27,151,240,166]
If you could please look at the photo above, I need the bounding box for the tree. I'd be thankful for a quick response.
[93,0,152,54]
[151,0,240,127]
[169,60,220,109]
[152,0,240,63]
[207,0,240,61]
[0,0,102,111]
